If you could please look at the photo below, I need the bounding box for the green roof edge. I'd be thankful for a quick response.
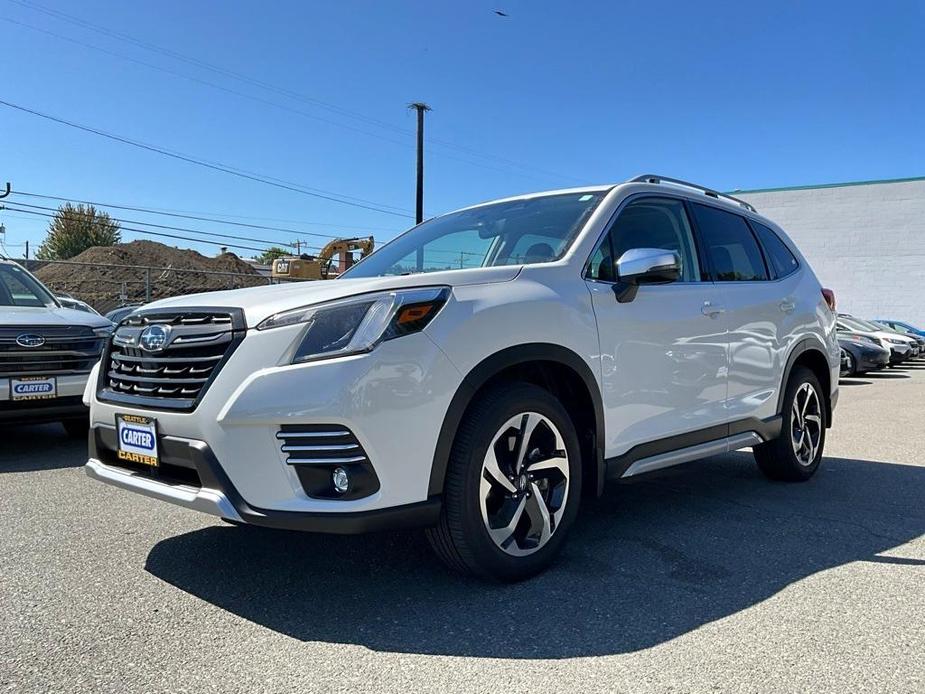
[728,175,925,195]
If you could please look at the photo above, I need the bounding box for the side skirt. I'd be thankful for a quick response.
[605,416,782,481]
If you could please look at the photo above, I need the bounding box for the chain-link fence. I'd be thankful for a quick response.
[15,257,272,315]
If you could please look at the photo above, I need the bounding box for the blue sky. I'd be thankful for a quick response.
[1,0,922,259]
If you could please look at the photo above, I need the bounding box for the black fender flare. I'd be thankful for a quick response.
[778,336,834,423]
[427,343,606,497]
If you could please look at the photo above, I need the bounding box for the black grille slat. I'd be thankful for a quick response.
[277,425,370,465]
[97,308,243,411]
[0,325,104,376]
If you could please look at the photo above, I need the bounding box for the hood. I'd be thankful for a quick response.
[837,332,888,349]
[0,305,113,329]
[869,330,916,344]
[141,265,521,327]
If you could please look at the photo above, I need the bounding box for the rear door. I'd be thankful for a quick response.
[586,196,728,456]
[688,204,796,423]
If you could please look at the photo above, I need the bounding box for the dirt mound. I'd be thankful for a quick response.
[33,240,265,313]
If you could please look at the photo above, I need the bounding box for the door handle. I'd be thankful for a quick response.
[702,301,725,318]
[779,300,796,313]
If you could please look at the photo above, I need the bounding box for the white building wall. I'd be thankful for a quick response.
[737,179,925,326]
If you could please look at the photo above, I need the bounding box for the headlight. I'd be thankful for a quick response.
[887,337,905,345]
[257,287,450,363]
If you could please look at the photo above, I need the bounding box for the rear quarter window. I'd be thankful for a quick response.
[752,221,799,279]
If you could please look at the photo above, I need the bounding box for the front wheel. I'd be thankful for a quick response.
[844,351,857,376]
[426,383,582,581]
[753,366,826,481]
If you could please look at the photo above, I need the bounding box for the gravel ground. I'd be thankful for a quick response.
[2,363,923,693]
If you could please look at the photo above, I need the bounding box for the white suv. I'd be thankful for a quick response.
[1,259,112,435]
[84,175,840,580]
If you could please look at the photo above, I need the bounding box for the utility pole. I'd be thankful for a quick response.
[408,102,431,225]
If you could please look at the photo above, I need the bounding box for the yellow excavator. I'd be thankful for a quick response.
[271,236,374,281]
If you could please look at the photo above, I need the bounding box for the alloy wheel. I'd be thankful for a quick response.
[790,382,822,466]
[479,412,570,556]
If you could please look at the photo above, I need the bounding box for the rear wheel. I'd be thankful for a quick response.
[426,383,582,581]
[753,366,826,481]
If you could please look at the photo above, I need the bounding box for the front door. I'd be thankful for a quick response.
[585,196,729,458]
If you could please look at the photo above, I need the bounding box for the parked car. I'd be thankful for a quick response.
[875,319,925,339]
[104,304,143,324]
[56,293,105,317]
[83,175,840,580]
[837,329,890,375]
[837,314,916,364]
[0,259,112,435]
[870,320,925,353]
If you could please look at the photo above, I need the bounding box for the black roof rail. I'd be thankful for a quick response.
[628,174,757,213]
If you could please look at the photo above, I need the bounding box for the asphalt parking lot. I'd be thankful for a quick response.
[2,365,923,693]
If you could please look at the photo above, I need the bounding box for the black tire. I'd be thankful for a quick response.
[753,366,826,482]
[62,416,89,439]
[425,382,582,582]
[844,351,857,376]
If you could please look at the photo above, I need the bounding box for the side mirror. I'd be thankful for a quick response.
[612,248,681,303]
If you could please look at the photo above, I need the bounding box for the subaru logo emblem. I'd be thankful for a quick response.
[16,334,45,348]
[139,324,171,352]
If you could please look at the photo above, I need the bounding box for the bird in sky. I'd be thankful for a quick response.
[494,10,509,17]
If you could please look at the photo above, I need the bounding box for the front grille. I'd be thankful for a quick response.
[97,308,245,411]
[276,424,369,465]
[0,325,104,376]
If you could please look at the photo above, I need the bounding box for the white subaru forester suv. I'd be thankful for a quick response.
[85,175,839,581]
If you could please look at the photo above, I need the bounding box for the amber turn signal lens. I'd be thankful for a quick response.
[396,304,434,325]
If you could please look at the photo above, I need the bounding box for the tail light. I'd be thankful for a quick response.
[821,288,836,311]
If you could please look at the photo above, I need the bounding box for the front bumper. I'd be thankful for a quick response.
[856,346,890,371]
[87,326,462,518]
[86,426,441,533]
[0,373,91,423]
[889,345,912,363]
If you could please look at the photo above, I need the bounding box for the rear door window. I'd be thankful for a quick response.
[689,203,769,281]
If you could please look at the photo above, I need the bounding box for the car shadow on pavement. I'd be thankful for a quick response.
[145,452,925,659]
[864,371,910,379]
[0,423,86,473]
[838,378,872,386]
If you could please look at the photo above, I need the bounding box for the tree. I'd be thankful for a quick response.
[255,246,290,265]
[36,203,121,260]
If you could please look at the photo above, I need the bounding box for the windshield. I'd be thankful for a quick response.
[846,316,886,333]
[0,263,58,308]
[342,190,607,278]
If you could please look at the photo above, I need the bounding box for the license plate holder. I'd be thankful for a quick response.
[116,414,160,467]
[10,375,57,401]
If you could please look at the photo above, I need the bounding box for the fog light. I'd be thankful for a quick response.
[332,467,350,494]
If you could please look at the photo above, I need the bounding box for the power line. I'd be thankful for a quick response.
[5,0,584,184]
[11,191,404,236]
[0,17,421,155]
[2,15,568,186]
[1,204,482,259]
[0,206,277,254]
[5,201,310,250]
[0,98,415,218]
